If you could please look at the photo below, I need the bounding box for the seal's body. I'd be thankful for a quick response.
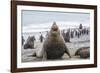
[24,36,35,49]
[42,22,71,60]
[75,47,90,58]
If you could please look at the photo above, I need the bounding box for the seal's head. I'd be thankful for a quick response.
[50,22,60,37]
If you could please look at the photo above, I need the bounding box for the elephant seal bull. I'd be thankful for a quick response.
[42,22,71,60]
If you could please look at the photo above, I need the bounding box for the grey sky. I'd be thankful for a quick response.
[21,10,90,27]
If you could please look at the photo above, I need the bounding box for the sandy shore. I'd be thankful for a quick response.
[22,40,90,62]
[21,34,90,62]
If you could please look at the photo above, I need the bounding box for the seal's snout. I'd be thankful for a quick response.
[52,27,58,31]
[51,22,58,31]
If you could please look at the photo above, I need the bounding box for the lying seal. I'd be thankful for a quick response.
[75,47,90,58]
[24,36,35,49]
[42,22,71,60]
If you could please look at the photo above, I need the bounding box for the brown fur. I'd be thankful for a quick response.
[42,22,71,60]
[75,47,90,58]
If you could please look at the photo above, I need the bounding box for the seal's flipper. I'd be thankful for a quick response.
[64,44,71,58]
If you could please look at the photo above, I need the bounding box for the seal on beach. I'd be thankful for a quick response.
[24,35,35,49]
[75,47,90,58]
[42,22,71,60]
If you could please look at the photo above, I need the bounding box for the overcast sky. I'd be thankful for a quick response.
[22,10,90,26]
[21,10,90,33]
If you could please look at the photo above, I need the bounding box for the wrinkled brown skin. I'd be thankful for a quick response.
[42,22,71,60]
[75,47,90,58]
